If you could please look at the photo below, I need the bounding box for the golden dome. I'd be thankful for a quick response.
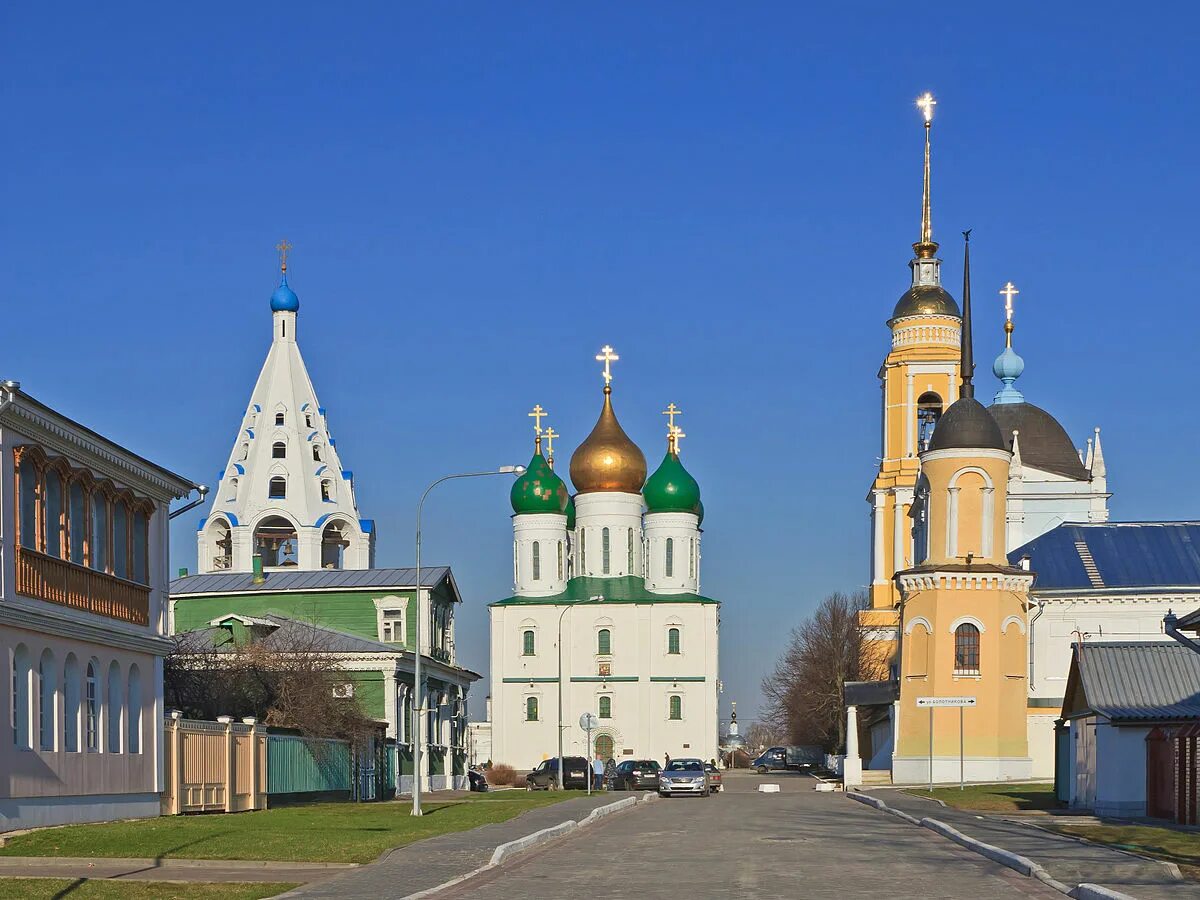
[569,387,647,494]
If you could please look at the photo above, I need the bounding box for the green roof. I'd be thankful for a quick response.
[643,449,701,515]
[491,575,718,606]
[510,450,569,515]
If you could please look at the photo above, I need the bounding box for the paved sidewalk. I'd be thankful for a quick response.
[866,789,1195,899]
[283,792,620,899]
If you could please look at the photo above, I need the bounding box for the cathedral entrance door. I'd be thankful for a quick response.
[595,733,615,761]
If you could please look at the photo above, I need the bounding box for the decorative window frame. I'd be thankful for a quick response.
[373,596,409,644]
[903,615,933,635]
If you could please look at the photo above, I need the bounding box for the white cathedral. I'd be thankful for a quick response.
[487,349,721,768]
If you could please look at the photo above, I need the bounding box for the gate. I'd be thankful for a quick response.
[1145,727,1176,819]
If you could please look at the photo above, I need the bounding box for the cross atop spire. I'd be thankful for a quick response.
[275,239,293,274]
[543,426,559,467]
[662,402,682,431]
[595,345,620,391]
[528,404,547,434]
[668,424,686,455]
[999,281,1020,348]
[914,92,938,259]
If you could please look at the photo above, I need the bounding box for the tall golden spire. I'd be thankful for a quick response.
[914,93,938,259]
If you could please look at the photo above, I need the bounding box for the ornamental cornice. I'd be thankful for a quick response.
[891,321,961,350]
[0,601,172,656]
[897,570,1034,595]
[1,401,191,500]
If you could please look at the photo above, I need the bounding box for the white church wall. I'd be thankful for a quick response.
[512,514,568,595]
[573,493,643,578]
[644,511,701,594]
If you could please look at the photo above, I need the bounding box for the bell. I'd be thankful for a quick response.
[282,541,294,556]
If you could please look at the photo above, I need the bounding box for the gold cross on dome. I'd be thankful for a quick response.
[916,92,936,124]
[999,281,1020,347]
[275,239,293,273]
[669,424,686,454]
[595,345,619,386]
[662,402,682,431]
[544,426,559,461]
[528,404,547,434]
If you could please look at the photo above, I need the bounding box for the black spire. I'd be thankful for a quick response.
[959,229,974,400]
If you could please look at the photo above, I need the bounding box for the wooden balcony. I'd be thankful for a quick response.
[16,547,150,626]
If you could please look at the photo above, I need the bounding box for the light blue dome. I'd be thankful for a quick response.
[270,276,300,312]
[992,347,1025,404]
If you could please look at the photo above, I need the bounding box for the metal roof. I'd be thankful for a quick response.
[1010,522,1200,593]
[170,566,455,597]
[1063,641,1200,723]
[988,402,1090,480]
[180,613,402,655]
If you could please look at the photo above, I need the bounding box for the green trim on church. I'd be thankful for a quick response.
[491,575,718,607]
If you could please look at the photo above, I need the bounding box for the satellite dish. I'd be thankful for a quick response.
[579,712,599,732]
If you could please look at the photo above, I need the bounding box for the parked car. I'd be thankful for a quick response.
[704,761,723,793]
[611,759,661,791]
[752,745,824,774]
[658,758,711,797]
[525,756,590,791]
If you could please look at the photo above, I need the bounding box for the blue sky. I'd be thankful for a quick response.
[4,3,1198,725]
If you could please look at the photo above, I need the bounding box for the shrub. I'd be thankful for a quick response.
[486,763,518,786]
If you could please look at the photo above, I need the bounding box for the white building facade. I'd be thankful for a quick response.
[489,365,720,769]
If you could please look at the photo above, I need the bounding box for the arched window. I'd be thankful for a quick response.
[557,542,564,581]
[127,665,142,754]
[320,479,333,502]
[268,476,287,500]
[209,517,233,571]
[132,509,148,584]
[628,527,634,573]
[599,696,612,719]
[668,627,681,655]
[69,481,86,565]
[907,622,930,678]
[597,628,611,655]
[112,503,129,580]
[238,442,249,462]
[90,493,108,572]
[313,443,322,462]
[917,392,943,452]
[226,476,239,501]
[321,520,349,569]
[665,538,674,577]
[601,527,611,574]
[580,530,587,572]
[12,644,31,749]
[525,697,538,721]
[532,542,541,581]
[275,411,285,426]
[38,649,56,751]
[954,623,981,675]
[522,629,535,656]
[255,516,298,567]
[689,540,696,579]
[272,441,286,459]
[63,654,81,752]
[19,458,38,550]
[305,412,313,428]
[85,661,99,751]
[44,469,63,558]
[668,695,682,720]
[106,662,122,753]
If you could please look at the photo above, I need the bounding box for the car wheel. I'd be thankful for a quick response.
[526,781,534,791]
[757,766,768,775]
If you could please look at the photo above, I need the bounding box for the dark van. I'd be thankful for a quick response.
[525,756,590,790]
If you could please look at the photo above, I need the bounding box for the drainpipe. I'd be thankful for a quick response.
[1164,610,1200,654]
[1020,555,1044,684]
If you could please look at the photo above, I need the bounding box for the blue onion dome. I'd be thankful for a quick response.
[565,495,576,530]
[270,275,300,312]
[643,448,701,515]
[992,347,1025,404]
[510,451,569,515]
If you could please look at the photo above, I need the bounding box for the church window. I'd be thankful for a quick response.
[532,542,541,581]
[668,695,682,720]
[513,543,518,584]
[689,540,695,579]
[275,412,285,426]
[917,392,943,452]
[239,442,249,462]
[665,538,674,577]
[906,622,930,677]
[627,528,634,573]
[106,661,122,753]
[255,516,298,567]
[63,654,80,752]
[85,660,98,752]
[668,627,681,655]
[525,697,538,721]
[272,441,286,459]
[321,520,348,568]
[580,530,587,572]
[12,644,31,750]
[226,477,239,501]
[954,623,981,675]
[522,630,535,656]
[268,476,287,500]
[557,542,564,580]
[38,649,56,752]
[602,528,610,574]
[313,444,322,462]
[597,628,611,656]
[44,469,63,558]
[599,696,612,719]
[305,412,313,428]
[320,479,332,502]
[127,665,142,754]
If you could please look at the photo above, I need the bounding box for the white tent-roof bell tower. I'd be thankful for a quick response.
[196,242,375,574]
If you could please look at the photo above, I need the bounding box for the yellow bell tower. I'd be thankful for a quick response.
[892,234,1033,784]
[864,93,962,662]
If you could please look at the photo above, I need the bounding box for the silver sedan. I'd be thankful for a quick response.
[657,758,711,797]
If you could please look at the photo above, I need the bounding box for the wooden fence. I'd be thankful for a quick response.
[162,714,267,814]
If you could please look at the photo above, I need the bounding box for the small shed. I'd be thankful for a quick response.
[1059,641,1200,818]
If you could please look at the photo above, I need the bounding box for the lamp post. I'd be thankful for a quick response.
[557,595,605,790]
[412,465,525,817]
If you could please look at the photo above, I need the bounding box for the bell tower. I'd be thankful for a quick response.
[865,94,963,660]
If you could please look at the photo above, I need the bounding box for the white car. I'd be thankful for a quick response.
[658,758,711,797]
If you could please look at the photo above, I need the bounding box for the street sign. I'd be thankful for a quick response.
[579,712,599,731]
[916,696,976,708]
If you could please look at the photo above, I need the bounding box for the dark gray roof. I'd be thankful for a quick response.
[927,396,1006,452]
[891,284,960,321]
[179,614,401,655]
[1063,641,1200,723]
[988,402,1089,480]
[1011,522,1200,593]
[170,566,455,597]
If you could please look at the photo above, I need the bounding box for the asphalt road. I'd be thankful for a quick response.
[441,772,1061,899]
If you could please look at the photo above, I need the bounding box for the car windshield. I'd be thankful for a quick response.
[666,759,702,771]
[704,764,718,772]
[633,761,660,770]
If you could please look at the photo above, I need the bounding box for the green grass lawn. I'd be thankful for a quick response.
[1044,822,1200,881]
[904,782,1059,812]
[0,792,574,864]
[0,881,295,900]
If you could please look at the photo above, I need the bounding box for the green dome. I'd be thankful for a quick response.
[643,450,701,515]
[510,452,569,515]
[565,495,576,530]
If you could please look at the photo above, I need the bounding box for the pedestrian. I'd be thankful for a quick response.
[592,755,605,790]
[665,753,671,768]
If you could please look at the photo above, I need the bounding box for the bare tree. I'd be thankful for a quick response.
[741,720,786,755]
[760,591,885,753]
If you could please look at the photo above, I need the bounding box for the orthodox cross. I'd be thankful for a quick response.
[275,239,293,274]
[528,404,547,435]
[595,345,619,387]
[543,426,559,467]
[662,402,682,432]
[916,92,936,124]
[668,424,686,454]
[999,281,1020,347]
[916,92,936,248]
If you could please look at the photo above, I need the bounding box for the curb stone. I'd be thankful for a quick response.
[1069,885,1138,900]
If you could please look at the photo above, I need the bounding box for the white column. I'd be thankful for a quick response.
[905,373,915,457]
[843,705,863,788]
[871,492,887,584]
[893,487,913,574]
[383,669,398,739]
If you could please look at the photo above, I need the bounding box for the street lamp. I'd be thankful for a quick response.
[558,594,605,790]
[411,465,525,817]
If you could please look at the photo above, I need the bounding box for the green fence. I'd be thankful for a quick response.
[267,734,352,795]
